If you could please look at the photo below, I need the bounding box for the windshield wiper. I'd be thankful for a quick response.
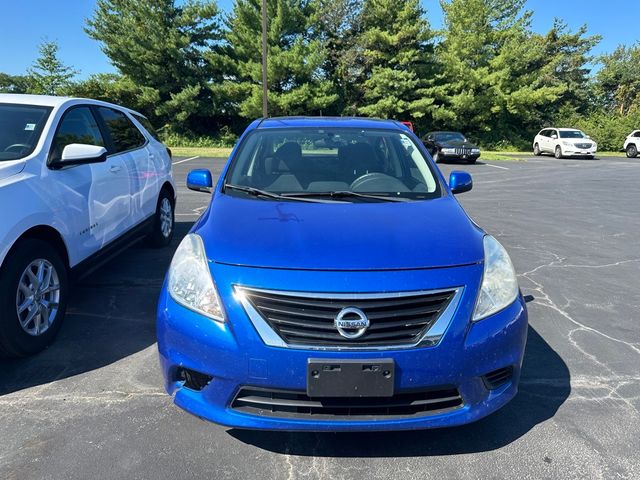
[281,191,409,202]
[224,184,336,203]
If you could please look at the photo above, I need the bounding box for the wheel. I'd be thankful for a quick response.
[626,144,637,158]
[554,146,563,159]
[467,158,477,164]
[533,143,541,156]
[147,188,175,247]
[0,239,68,357]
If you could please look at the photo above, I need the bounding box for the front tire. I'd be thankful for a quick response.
[0,239,68,357]
[554,146,563,159]
[147,189,175,247]
[626,144,637,158]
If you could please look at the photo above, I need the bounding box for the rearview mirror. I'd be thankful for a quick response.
[51,144,107,169]
[187,169,213,193]
[449,171,473,194]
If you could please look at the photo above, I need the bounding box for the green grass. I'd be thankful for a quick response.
[480,151,531,161]
[598,151,626,157]
[169,146,233,158]
[168,146,628,161]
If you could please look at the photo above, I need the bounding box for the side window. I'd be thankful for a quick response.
[97,107,146,154]
[634,131,640,138]
[133,113,161,141]
[51,107,104,162]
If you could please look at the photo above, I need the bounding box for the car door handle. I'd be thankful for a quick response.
[109,165,122,173]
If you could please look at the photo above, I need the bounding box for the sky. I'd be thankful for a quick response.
[0,0,637,79]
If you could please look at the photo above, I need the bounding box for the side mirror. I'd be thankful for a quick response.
[51,144,107,169]
[551,134,558,140]
[449,171,473,194]
[187,169,213,193]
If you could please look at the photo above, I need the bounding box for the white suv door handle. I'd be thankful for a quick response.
[109,165,122,173]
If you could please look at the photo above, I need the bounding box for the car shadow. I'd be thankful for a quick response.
[228,325,571,456]
[0,221,193,396]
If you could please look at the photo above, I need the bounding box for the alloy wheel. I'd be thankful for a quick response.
[15,259,61,336]
[160,197,173,238]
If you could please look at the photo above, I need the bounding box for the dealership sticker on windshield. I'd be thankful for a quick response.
[24,123,36,131]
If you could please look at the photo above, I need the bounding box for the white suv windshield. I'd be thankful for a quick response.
[0,104,52,161]
[225,128,441,202]
[559,130,586,139]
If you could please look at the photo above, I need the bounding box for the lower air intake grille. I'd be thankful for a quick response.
[240,288,457,348]
[482,367,513,390]
[231,386,463,419]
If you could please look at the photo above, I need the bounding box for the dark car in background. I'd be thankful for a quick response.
[423,131,481,164]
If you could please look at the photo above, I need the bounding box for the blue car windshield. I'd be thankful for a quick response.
[225,128,442,201]
[0,104,52,161]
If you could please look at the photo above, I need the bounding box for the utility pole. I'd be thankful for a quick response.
[261,0,268,117]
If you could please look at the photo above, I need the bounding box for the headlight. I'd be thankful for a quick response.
[441,148,456,154]
[562,141,572,146]
[168,233,224,321]
[472,236,519,321]
[471,148,480,154]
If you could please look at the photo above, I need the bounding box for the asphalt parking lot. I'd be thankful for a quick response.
[1,153,639,479]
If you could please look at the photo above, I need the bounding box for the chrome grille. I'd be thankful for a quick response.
[575,143,592,149]
[455,147,472,156]
[239,288,457,348]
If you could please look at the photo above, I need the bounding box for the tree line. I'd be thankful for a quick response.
[1,0,638,151]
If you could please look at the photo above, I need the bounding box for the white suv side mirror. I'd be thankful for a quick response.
[51,144,108,169]
[61,144,108,162]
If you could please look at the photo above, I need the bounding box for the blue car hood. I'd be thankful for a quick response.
[196,194,485,271]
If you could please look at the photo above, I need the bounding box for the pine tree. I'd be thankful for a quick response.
[355,0,437,124]
[86,0,222,132]
[436,0,598,146]
[27,40,78,95]
[311,0,364,114]
[214,0,338,119]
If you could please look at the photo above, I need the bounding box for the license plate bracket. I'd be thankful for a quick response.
[307,359,395,397]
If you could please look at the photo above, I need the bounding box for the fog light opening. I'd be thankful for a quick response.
[178,368,213,391]
[482,366,514,390]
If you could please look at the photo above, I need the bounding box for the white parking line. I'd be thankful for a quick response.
[172,155,200,165]
[484,163,509,170]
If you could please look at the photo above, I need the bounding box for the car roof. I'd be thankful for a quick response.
[427,131,464,135]
[543,127,582,131]
[252,116,408,131]
[0,93,144,116]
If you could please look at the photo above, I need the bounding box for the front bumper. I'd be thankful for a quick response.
[157,263,528,431]
[563,147,597,156]
[440,151,480,162]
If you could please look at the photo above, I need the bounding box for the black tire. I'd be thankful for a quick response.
[468,158,477,164]
[554,146,563,159]
[533,143,541,156]
[626,144,637,158]
[147,188,175,247]
[0,239,68,357]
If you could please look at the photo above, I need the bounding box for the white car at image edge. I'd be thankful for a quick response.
[0,94,176,357]
[533,128,598,159]
[623,130,640,158]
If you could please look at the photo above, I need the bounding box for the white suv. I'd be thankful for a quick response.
[623,130,640,158]
[533,128,597,159]
[0,94,176,356]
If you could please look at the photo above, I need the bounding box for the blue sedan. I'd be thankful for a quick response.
[157,117,528,431]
